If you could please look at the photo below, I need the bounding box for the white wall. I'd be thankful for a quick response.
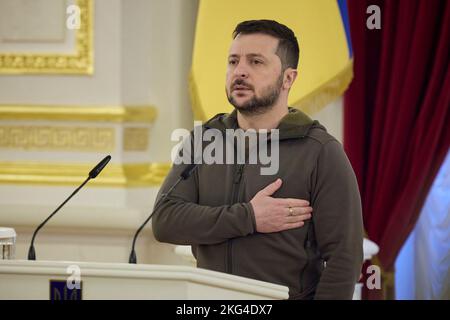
[0,0,122,105]
[311,97,343,144]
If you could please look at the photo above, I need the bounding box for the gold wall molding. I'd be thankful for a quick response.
[123,127,149,151]
[0,0,93,74]
[0,105,158,123]
[0,161,172,187]
[0,126,114,152]
[0,105,157,152]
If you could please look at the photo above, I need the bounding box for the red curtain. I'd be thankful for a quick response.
[344,0,450,279]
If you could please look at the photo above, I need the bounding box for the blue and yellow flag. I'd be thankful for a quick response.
[189,0,353,120]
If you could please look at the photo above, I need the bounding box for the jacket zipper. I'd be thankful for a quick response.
[227,164,245,274]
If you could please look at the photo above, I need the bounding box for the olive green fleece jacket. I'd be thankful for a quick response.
[152,107,364,300]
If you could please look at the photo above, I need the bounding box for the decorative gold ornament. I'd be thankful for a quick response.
[0,0,94,74]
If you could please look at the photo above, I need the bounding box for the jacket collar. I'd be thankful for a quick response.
[204,107,320,140]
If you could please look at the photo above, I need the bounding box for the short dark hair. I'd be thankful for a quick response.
[232,19,300,70]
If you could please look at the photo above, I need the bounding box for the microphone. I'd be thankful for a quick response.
[180,163,198,179]
[128,163,199,264]
[27,155,111,260]
[89,155,111,178]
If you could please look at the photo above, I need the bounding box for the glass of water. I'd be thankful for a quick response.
[0,227,16,259]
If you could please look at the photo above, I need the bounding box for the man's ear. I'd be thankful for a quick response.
[283,69,298,90]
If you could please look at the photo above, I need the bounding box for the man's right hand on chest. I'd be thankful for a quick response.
[250,178,313,233]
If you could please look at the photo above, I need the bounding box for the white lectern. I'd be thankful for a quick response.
[0,260,289,300]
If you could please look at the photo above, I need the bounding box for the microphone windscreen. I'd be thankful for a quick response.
[89,155,111,179]
[180,163,198,180]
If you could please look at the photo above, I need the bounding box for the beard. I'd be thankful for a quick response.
[226,73,284,116]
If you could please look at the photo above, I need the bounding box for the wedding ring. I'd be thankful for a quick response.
[288,207,294,216]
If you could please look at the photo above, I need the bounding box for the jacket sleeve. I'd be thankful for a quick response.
[310,140,364,300]
[151,162,256,245]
